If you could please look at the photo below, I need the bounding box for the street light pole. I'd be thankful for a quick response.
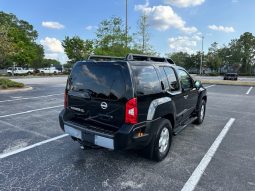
[200,36,204,75]
[125,0,128,48]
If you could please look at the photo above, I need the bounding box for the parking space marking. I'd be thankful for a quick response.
[205,85,215,89]
[246,87,253,95]
[0,105,63,118]
[0,120,51,139]
[181,118,235,191]
[0,93,64,103]
[0,134,68,159]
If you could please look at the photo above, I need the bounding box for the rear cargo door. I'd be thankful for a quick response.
[67,62,128,128]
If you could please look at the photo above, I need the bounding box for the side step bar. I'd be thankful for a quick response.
[173,117,197,135]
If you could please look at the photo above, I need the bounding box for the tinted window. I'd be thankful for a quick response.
[177,69,193,90]
[132,66,161,95]
[163,67,179,91]
[69,63,126,100]
[158,67,169,90]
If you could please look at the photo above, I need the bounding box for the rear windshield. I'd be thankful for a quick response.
[226,73,237,76]
[69,62,126,101]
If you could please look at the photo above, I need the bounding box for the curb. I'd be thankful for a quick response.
[201,80,255,86]
[0,86,33,93]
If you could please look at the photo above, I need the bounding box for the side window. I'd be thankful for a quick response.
[158,67,169,90]
[132,66,161,95]
[177,69,193,90]
[164,67,180,91]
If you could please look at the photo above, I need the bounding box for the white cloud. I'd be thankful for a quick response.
[40,37,67,63]
[168,35,201,54]
[42,21,65,29]
[135,3,197,33]
[40,37,64,53]
[208,25,235,33]
[85,25,97,30]
[181,26,198,33]
[164,0,205,7]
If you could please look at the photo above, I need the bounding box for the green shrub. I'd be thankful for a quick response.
[207,72,219,76]
[0,78,24,89]
[238,73,255,76]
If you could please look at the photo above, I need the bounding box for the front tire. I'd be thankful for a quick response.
[143,119,172,162]
[194,99,206,125]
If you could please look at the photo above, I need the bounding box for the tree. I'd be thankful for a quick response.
[42,59,61,68]
[0,11,43,68]
[236,32,255,73]
[134,14,156,55]
[94,17,132,56]
[62,36,93,64]
[0,24,15,68]
[206,42,222,72]
[166,52,190,68]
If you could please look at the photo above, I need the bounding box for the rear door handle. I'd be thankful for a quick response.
[184,95,189,99]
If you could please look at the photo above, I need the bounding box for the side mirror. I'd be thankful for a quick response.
[194,80,202,90]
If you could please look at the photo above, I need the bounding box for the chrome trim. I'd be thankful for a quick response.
[101,102,108,110]
[147,97,171,120]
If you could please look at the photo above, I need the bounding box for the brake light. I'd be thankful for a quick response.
[64,90,68,108]
[125,98,137,124]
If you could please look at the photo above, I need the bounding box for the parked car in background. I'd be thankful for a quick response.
[7,67,33,75]
[224,73,238,80]
[39,67,60,74]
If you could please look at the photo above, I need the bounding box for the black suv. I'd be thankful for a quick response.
[224,72,238,80]
[59,54,207,161]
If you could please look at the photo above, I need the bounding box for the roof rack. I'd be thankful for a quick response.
[126,54,175,64]
[88,55,124,61]
[88,54,175,65]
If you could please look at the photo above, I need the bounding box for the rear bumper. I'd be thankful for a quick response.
[59,109,158,150]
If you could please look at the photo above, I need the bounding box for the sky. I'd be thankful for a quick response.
[1,0,255,63]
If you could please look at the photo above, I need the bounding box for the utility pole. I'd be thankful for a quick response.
[125,0,128,48]
[200,36,204,75]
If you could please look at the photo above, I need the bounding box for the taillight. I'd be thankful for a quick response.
[125,98,137,124]
[64,90,68,108]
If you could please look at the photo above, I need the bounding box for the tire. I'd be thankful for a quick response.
[194,99,206,125]
[143,119,172,162]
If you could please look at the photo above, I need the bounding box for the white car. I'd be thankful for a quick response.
[7,67,34,75]
[39,67,60,74]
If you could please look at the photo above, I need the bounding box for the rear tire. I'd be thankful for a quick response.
[142,119,172,162]
[194,99,206,125]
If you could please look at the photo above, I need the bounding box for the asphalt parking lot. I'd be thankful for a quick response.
[0,78,255,191]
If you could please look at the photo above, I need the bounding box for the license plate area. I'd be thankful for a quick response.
[64,125,82,139]
[64,124,114,150]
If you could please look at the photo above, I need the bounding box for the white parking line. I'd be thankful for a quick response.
[205,85,215,89]
[181,118,235,191]
[0,93,64,103]
[0,105,63,118]
[0,134,68,159]
[246,87,253,95]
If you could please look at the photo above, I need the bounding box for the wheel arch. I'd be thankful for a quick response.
[162,113,175,129]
